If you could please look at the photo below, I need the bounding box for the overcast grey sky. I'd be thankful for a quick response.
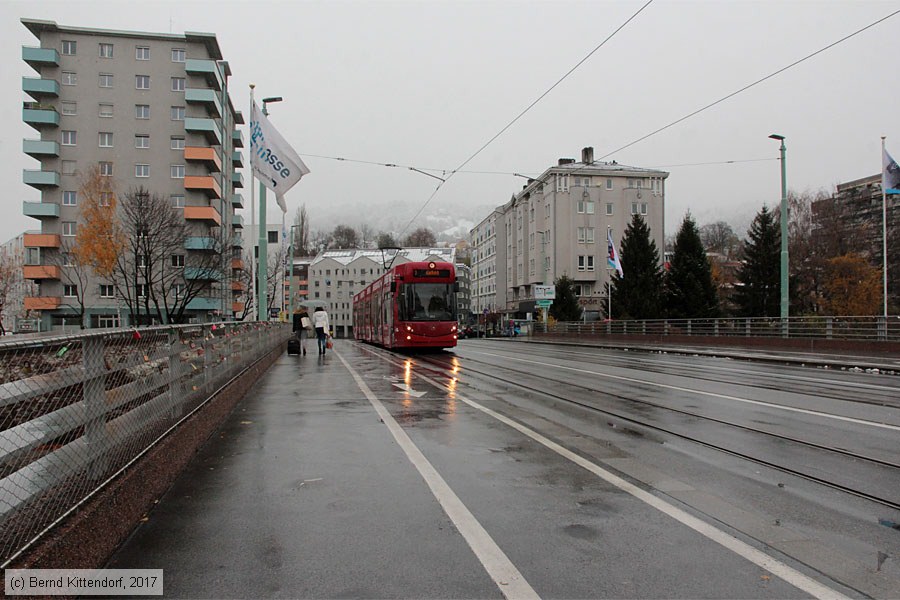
[3,0,900,245]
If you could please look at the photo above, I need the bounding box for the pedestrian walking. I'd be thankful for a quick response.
[312,306,330,355]
[293,309,312,355]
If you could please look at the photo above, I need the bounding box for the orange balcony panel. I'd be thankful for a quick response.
[184,146,222,172]
[231,281,246,292]
[23,233,61,248]
[25,296,61,310]
[231,257,244,270]
[23,265,61,280]
[183,206,222,226]
[232,301,245,313]
[184,175,222,199]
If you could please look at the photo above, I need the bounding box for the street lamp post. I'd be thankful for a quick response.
[769,134,789,329]
[288,224,298,320]
[257,95,283,321]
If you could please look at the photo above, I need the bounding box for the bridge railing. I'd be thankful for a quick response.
[0,321,290,566]
[538,315,900,342]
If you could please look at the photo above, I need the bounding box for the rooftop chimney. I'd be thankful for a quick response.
[558,158,576,166]
[582,147,594,164]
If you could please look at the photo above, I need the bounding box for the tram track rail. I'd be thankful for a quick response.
[411,350,900,512]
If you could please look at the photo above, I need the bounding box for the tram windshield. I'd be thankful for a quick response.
[400,283,456,322]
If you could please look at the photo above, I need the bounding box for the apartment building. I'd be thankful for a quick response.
[471,147,668,319]
[20,19,244,329]
[1,233,37,333]
[308,247,457,337]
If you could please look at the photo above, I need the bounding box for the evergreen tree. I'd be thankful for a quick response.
[609,215,664,319]
[733,205,780,317]
[666,214,720,319]
[549,275,582,321]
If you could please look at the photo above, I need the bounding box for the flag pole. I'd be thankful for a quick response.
[883,136,889,319]
[249,84,257,321]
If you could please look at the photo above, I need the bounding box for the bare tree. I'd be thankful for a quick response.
[266,243,286,317]
[358,222,374,248]
[310,228,332,253]
[403,227,436,247]
[376,232,399,249]
[292,204,312,256]
[45,239,92,328]
[331,224,360,249]
[699,221,740,258]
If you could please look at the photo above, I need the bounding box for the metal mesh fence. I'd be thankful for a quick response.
[0,321,289,566]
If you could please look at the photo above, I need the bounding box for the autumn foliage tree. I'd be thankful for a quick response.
[73,165,125,278]
[823,254,881,315]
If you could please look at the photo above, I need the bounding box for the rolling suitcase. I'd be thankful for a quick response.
[287,335,301,355]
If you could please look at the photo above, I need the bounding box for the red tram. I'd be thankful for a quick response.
[353,261,458,350]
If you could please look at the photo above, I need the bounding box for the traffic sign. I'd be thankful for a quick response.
[534,285,556,300]
[536,299,553,308]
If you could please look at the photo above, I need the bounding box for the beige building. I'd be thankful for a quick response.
[472,147,668,319]
[20,19,244,329]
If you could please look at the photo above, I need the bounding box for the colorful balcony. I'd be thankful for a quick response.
[232,194,244,209]
[232,235,243,248]
[22,46,59,72]
[23,139,59,158]
[231,172,244,189]
[184,146,222,172]
[231,281,246,293]
[23,77,59,99]
[25,296,61,311]
[186,297,223,311]
[232,301,245,313]
[185,87,222,118]
[232,151,243,168]
[23,169,60,189]
[184,176,222,199]
[184,268,222,282]
[23,201,60,220]
[232,129,244,148]
[24,233,61,248]
[234,110,245,125]
[185,59,223,91]
[183,206,222,226]
[23,265,61,280]
[232,215,243,229]
[184,118,222,145]
[184,236,217,251]
[23,105,59,130]
[231,257,245,270]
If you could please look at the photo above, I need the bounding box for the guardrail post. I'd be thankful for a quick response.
[202,330,213,394]
[168,329,184,418]
[687,320,692,336]
[781,317,789,338]
[878,315,887,341]
[83,336,109,479]
[826,317,833,339]
[745,318,750,337]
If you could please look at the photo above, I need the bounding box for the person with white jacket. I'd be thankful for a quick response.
[312,307,330,355]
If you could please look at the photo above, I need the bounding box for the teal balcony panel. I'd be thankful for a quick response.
[232,172,244,188]
[23,201,60,219]
[185,59,223,91]
[186,297,223,311]
[185,87,222,118]
[184,267,222,281]
[234,110,245,125]
[232,235,243,248]
[23,169,60,188]
[22,46,59,72]
[23,77,59,99]
[232,150,243,168]
[232,129,244,148]
[184,118,222,145]
[232,215,244,228]
[184,236,218,251]
[23,107,60,130]
[23,139,59,158]
[232,194,244,209]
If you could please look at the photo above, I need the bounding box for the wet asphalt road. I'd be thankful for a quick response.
[108,338,900,599]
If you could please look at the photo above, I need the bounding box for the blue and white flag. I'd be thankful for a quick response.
[884,147,900,195]
[250,101,310,212]
[607,229,623,278]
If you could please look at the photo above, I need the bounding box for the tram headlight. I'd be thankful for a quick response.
[406,335,412,340]
[406,325,413,332]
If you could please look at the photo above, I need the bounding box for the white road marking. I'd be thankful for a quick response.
[392,382,426,397]
[475,351,900,432]
[335,350,539,600]
[400,363,851,600]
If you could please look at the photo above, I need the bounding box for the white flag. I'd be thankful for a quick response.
[249,101,310,212]
[883,146,900,194]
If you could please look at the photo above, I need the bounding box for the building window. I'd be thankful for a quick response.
[99,162,113,176]
[64,284,78,297]
[170,165,184,179]
[170,195,184,208]
[61,40,76,55]
[556,174,569,193]
[62,71,76,86]
[99,192,113,207]
[171,106,185,121]
[171,254,185,268]
[641,202,648,215]
[61,130,76,146]
[136,284,148,297]
[61,102,77,115]
[135,134,149,149]
[136,46,149,60]
[100,285,115,298]
[268,231,278,244]
[577,227,586,243]
[135,75,150,90]
[173,283,185,297]
[62,160,76,175]
[171,48,186,62]
[135,104,150,119]
[99,73,113,88]
[631,203,638,215]
[99,103,113,117]
[171,77,185,92]
[606,178,613,190]
[63,191,77,206]
[135,164,149,178]
[606,203,614,216]
[62,221,76,237]
[98,132,113,148]
[99,43,114,58]
[170,136,185,150]
[587,256,594,271]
